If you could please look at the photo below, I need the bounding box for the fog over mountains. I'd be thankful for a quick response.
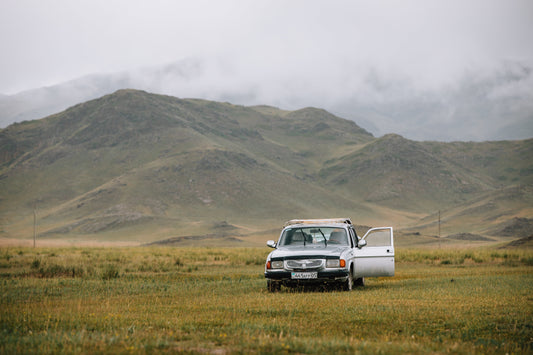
[1,58,532,142]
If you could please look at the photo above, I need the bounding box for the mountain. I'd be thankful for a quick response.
[0,90,374,243]
[320,134,533,209]
[0,90,531,246]
[1,59,532,142]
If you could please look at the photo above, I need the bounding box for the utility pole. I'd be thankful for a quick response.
[438,210,441,238]
[33,204,36,248]
[438,210,441,249]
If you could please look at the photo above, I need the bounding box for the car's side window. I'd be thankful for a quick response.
[348,228,356,248]
[353,228,359,245]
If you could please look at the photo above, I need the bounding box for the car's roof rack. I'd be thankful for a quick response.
[284,218,352,227]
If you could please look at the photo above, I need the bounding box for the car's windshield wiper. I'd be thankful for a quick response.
[318,229,327,247]
[299,228,306,246]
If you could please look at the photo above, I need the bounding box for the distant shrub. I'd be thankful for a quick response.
[522,256,533,266]
[502,259,520,267]
[245,257,264,266]
[39,264,85,278]
[472,256,485,263]
[101,264,120,280]
[31,259,41,269]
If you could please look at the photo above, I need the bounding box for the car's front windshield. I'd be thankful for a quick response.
[279,227,349,247]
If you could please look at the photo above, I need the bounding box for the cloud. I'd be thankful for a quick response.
[2,0,532,93]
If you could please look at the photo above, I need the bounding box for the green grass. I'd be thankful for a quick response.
[0,247,531,354]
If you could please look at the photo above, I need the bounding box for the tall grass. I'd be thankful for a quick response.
[0,246,531,354]
[397,248,533,266]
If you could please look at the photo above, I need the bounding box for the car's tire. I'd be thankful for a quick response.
[267,279,281,292]
[342,272,353,291]
[354,277,365,287]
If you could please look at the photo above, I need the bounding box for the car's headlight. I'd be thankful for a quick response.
[326,259,346,268]
[267,260,284,269]
[271,260,284,269]
[326,259,340,268]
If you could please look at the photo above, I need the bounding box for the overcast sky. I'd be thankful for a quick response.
[1,0,532,140]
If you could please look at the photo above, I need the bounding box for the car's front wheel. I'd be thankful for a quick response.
[342,272,353,291]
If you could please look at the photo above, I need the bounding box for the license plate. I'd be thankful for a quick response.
[291,272,318,279]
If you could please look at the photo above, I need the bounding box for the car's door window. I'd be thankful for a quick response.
[364,229,392,247]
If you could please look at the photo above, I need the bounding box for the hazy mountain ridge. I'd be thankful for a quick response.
[1,59,532,142]
[320,134,533,210]
[0,89,531,244]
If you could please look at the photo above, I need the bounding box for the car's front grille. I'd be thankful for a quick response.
[285,259,324,270]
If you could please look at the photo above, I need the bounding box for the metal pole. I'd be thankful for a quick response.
[438,210,441,248]
[438,210,441,238]
[33,205,36,248]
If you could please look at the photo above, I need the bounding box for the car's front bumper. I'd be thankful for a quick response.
[265,269,349,285]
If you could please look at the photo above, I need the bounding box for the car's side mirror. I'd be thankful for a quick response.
[267,240,277,248]
[357,239,367,248]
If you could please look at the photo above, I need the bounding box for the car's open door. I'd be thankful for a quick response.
[353,227,394,277]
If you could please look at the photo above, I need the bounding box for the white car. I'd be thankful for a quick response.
[264,218,394,291]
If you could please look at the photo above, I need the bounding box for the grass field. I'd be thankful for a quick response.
[0,246,531,354]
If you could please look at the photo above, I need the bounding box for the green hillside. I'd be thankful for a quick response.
[0,89,531,246]
[320,135,533,209]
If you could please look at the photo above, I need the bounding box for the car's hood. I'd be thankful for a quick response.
[271,245,348,259]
